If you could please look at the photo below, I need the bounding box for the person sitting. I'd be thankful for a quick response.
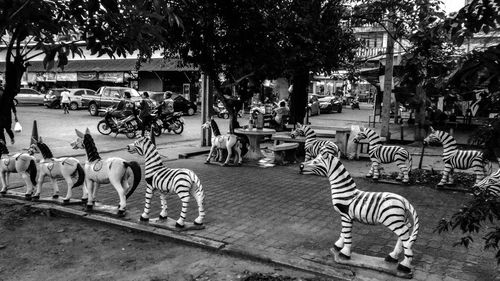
[158,92,175,118]
[271,101,290,131]
[111,91,136,119]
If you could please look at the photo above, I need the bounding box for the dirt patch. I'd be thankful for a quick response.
[0,200,327,281]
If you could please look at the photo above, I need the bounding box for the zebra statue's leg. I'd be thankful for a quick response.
[372,162,381,180]
[205,145,217,163]
[395,157,410,183]
[50,177,60,199]
[447,168,455,185]
[438,163,452,186]
[192,190,205,225]
[366,162,375,178]
[233,142,242,166]
[140,184,155,221]
[0,171,8,193]
[334,215,353,259]
[385,238,403,263]
[159,192,168,219]
[389,223,413,271]
[473,159,486,184]
[175,190,191,227]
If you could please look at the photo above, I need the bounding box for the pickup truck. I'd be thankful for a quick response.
[81,86,142,116]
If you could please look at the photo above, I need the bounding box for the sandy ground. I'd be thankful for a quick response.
[0,201,326,281]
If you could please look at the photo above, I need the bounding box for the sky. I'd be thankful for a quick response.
[442,0,465,13]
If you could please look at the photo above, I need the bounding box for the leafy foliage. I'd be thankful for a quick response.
[435,188,500,263]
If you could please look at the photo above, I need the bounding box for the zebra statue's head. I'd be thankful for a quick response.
[423,127,441,146]
[127,136,154,156]
[290,123,306,139]
[299,149,336,176]
[352,127,370,143]
[473,168,500,197]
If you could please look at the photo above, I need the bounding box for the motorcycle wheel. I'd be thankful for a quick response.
[173,121,184,134]
[97,120,112,135]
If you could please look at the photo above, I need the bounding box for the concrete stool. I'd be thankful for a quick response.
[271,143,300,165]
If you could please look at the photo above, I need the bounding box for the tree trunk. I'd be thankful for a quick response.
[380,21,395,138]
[290,68,309,124]
[0,58,25,128]
[414,84,427,140]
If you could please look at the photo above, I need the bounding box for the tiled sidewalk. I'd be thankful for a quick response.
[4,155,499,281]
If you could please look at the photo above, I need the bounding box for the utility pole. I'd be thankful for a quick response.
[200,73,212,147]
[380,17,395,139]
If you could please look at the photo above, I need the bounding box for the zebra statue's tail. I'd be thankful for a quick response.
[403,198,419,248]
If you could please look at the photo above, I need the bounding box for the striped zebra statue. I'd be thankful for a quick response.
[291,123,340,160]
[299,150,419,273]
[127,137,205,227]
[423,127,488,186]
[353,128,412,183]
[473,168,500,197]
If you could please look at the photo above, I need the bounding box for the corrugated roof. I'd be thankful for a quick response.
[0,58,198,73]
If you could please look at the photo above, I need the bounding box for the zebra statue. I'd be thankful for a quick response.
[353,128,412,183]
[473,168,500,197]
[291,123,339,160]
[423,127,488,186]
[299,150,419,273]
[127,136,205,227]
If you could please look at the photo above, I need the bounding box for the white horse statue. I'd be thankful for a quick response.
[28,137,86,203]
[0,139,37,199]
[71,128,142,216]
[201,118,242,166]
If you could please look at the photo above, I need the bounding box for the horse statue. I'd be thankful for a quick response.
[0,139,37,199]
[71,128,141,216]
[201,117,242,166]
[28,136,86,202]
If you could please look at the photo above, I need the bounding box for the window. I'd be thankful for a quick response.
[74,90,84,96]
[86,90,96,95]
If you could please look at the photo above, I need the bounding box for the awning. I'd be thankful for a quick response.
[0,58,198,73]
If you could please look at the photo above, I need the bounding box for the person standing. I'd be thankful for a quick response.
[0,87,17,145]
[61,89,71,114]
[139,92,153,137]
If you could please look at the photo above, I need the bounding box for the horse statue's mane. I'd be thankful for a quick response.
[210,119,221,136]
[37,142,54,159]
[0,141,8,156]
[83,134,101,162]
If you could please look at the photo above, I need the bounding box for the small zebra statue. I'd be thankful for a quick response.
[299,150,419,273]
[423,127,488,186]
[291,123,339,160]
[353,127,412,183]
[473,168,500,197]
[127,136,206,227]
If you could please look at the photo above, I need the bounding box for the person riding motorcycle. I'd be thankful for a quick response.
[158,92,175,117]
[111,91,136,119]
[138,91,154,137]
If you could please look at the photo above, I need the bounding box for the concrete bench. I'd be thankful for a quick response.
[309,125,351,157]
[354,137,387,160]
[270,143,299,165]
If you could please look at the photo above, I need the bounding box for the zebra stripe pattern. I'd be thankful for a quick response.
[291,123,339,160]
[423,128,487,186]
[473,168,500,197]
[353,128,412,183]
[128,137,205,227]
[299,150,419,272]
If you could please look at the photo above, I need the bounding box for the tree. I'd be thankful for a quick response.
[0,0,180,127]
[160,0,358,131]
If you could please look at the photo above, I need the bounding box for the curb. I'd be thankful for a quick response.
[178,148,211,159]
[3,197,354,281]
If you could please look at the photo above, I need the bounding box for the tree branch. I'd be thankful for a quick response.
[0,0,32,37]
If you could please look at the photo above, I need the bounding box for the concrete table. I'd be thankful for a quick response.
[235,128,276,161]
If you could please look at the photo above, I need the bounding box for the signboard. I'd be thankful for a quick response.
[56,72,77,81]
[77,72,98,81]
[35,72,56,82]
[183,83,190,99]
[99,72,124,83]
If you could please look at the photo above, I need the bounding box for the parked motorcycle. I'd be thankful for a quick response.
[158,112,185,134]
[97,107,140,139]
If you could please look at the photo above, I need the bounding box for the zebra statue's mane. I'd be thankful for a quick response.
[83,134,101,162]
[363,128,383,145]
[36,142,54,159]
[210,119,221,136]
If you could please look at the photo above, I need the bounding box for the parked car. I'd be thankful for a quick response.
[82,86,142,116]
[44,88,97,109]
[317,94,343,113]
[149,91,198,116]
[13,88,44,106]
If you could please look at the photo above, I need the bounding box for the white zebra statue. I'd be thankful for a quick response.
[127,136,206,227]
[299,150,419,273]
[473,168,500,197]
[423,127,488,186]
[291,123,340,160]
[353,128,412,183]
[201,117,242,166]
